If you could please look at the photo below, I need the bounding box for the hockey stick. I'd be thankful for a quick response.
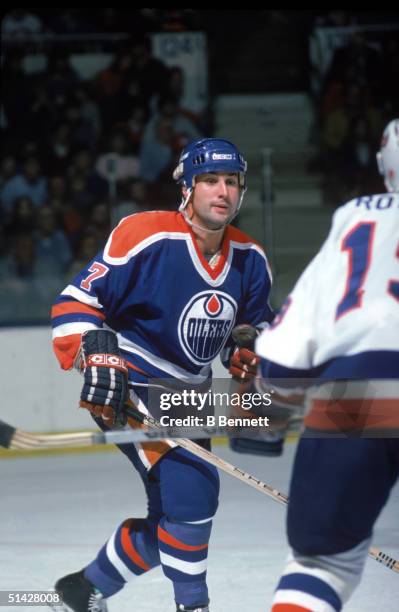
[123,405,399,575]
[1,414,398,574]
[2,397,397,573]
[0,416,299,451]
[0,418,231,450]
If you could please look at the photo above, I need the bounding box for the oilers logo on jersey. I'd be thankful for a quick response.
[178,290,237,365]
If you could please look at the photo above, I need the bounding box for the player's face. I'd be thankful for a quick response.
[186,172,240,230]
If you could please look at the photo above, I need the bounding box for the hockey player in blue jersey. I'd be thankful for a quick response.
[50,138,274,611]
[256,119,399,611]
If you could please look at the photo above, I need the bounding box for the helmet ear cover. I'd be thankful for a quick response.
[376,119,399,193]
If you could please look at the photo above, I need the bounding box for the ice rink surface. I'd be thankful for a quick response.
[1,439,398,611]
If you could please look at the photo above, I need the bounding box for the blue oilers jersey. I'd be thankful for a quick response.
[52,211,273,385]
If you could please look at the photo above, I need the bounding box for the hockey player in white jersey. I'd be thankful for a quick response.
[256,119,399,611]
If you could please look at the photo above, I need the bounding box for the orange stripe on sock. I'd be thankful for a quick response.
[157,525,208,552]
[121,520,151,571]
[272,605,312,611]
[52,302,105,320]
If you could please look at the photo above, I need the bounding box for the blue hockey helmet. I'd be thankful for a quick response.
[173,138,247,190]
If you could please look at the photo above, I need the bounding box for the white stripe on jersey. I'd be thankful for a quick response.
[186,237,232,286]
[52,322,100,339]
[117,334,211,383]
[103,226,271,287]
[103,231,189,266]
[61,285,104,308]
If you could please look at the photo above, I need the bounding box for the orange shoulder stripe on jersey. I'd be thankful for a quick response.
[157,525,208,551]
[121,520,151,571]
[226,224,264,249]
[272,604,312,611]
[53,335,81,370]
[305,398,399,432]
[51,302,105,320]
[107,211,187,259]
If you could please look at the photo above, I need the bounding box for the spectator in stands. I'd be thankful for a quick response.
[166,66,206,129]
[139,116,177,183]
[0,155,47,215]
[28,83,56,145]
[46,175,84,250]
[113,178,151,224]
[125,106,148,153]
[69,149,107,200]
[322,84,382,204]
[68,170,96,211]
[33,205,73,275]
[142,96,202,152]
[139,96,202,186]
[96,49,136,131]
[48,175,68,209]
[95,130,140,183]
[115,77,150,129]
[0,233,37,282]
[45,122,75,176]
[321,31,383,121]
[65,100,97,153]
[46,52,80,111]
[86,202,111,247]
[75,85,102,143]
[0,232,63,323]
[5,196,35,248]
[341,113,380,194]
[65,232,100,280]
[167,66,185,106]
[0,155,17,189]
[130,38,170,110]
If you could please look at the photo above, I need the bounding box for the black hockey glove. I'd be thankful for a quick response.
[229,324,260,382]
[79,329,129,427]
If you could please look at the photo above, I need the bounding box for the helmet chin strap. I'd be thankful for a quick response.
[179,187,246,234]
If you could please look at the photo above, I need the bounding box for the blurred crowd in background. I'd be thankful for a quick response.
[310,11,399,205]
[1,9,398,322]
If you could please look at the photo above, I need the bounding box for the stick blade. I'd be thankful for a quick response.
[0,420,16,449]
